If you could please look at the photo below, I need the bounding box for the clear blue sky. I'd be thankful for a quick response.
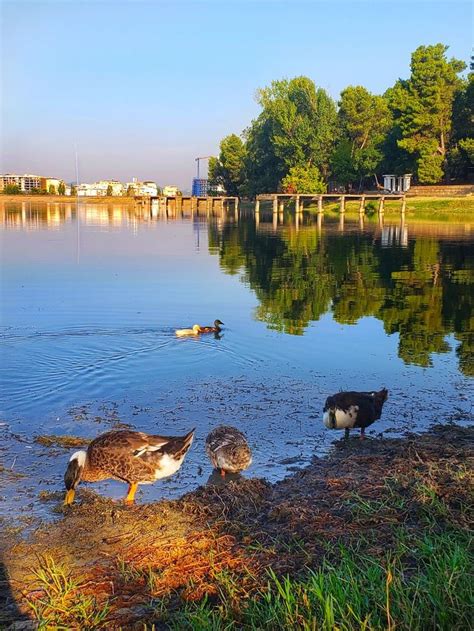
[1,0,471,189]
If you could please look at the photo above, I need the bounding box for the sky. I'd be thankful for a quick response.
[1,0,472,190]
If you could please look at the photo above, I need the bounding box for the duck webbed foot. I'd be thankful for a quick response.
[124,481,138,504]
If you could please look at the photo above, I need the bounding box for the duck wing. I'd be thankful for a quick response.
[88,430,194,482]
[206,425,246,452]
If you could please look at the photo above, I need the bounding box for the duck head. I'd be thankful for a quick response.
[64,450,86,505]
[214,319,224,329]
[193,324,202,334]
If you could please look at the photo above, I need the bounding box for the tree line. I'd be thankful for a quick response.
[209,44,473,196]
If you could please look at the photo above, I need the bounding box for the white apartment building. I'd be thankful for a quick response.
[162,185,179,197]
[77,180,124,197]
[125,178,158,196]
[0,173,68,193]
[0,173,42,192]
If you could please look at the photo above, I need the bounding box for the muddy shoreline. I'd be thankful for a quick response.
[1,423,472,628]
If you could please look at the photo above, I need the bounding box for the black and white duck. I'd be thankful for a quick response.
[64,428,195,505]
[323,389,388,439]
[205,425,252,477]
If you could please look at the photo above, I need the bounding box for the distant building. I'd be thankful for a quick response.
[41,177,63,193]
[77,180,124,197]
[0,173,42,192]
[192,178,208,196]
[162,185,180,197]
[383,174,412,193]
[0,173,68,194]
[125,178,158,196]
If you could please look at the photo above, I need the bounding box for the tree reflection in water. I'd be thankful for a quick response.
[208,216,473,376]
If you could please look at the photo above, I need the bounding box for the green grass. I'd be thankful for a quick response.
[24,556,110,630]
[169,529,472,630]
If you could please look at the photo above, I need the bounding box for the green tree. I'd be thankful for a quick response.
[242,76,337,195]
[280,165,326,193]
[106,184,113,196]
[330,139,357,188]
[388,44,465,183]
[3,183,21,194]
[332,86,391,189]
[127,185,135,197]
[48,184,56,194]
[71,185,77,196]
[255,76,337,175]
[58,181,66,195]
[449,73,474,180]
[210,134,247,196]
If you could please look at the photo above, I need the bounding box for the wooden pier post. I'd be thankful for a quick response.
[273,211,278,231]
[295,210,300,230]
[317,195,323,214]
[299,198,304,212]
[317,211,323,231]
[255,199,260,214]
[273,196,278,214]
[401,196,406,215]
[295,195,300,213]
[279,201,285,213]
[378,196,385,215]
[340,196,346,214]
[359,196,365,215]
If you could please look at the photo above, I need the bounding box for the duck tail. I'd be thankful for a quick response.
[163,428,195,459]
[183,428,195,448]
[373,388,389,418]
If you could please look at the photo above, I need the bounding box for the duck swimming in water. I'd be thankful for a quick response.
[323,388,388,439]
[64,428,195,505]
[205,425,252,477]
[175,324,202,337]
[199,319,224,334]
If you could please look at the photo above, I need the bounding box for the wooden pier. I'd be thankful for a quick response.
[142,195,239,215]
[255,193,406,216]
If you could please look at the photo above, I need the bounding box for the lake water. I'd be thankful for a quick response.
[0,200,473,520]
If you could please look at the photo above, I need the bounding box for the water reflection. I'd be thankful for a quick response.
[1,200,473,378]
[208,209,473,376]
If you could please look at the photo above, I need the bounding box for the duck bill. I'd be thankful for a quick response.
[64,489,75,506]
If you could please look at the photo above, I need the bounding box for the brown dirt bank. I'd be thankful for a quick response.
[1,424,472,628]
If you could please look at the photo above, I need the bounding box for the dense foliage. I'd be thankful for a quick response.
[210,45,472,194]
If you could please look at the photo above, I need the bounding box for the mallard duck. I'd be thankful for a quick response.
[64,428,195,505]
[175,324,202,337]
[199,319,224,334]
[205,425,252,477]
[323,388,388,439]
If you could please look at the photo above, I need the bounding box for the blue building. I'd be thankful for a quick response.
[192,178,208,196]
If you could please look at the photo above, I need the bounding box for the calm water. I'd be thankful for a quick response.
[0,200,473,520]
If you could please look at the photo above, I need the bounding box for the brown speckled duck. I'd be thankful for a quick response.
[205,425,252,477]
[64,428,195,505]
[323,388,388,439]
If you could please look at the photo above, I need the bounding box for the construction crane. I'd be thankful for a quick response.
[195,156,212,179]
